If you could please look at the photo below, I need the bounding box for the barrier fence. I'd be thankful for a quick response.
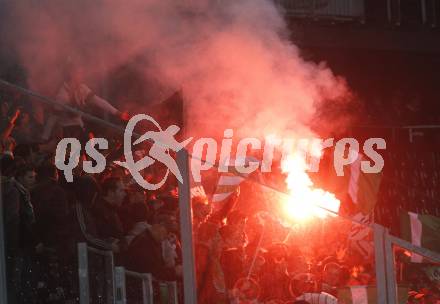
[78,243,179,304]
[114,267,179,304]
[274,0,365,21]
[114,268,154,304]
[274,0,439,27]
[77,243,116,304]
[174,150,440,304]
[384,229,440,303]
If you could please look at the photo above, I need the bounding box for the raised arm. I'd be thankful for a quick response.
[90,95,119,115]
[1,108,20,140]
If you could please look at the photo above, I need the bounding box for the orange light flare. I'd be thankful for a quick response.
[280,151,340,223]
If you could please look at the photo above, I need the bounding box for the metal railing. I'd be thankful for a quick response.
[274,0,439,27]
[275,0,365,21]
[114,266,179,304]
[387,0,439,27]
[158,280,179,304]
[114,267,154,304]
[78,243,180,304]
[116,268,179,304]
[386,231,440,303]
[78,243,115,304]
[374,224,440,303]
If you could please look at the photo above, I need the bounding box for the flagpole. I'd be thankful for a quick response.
[177,149,198,304]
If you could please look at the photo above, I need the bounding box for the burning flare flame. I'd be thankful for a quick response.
[281,149,340,222]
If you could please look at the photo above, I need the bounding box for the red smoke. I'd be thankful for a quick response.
[7,0,351,139]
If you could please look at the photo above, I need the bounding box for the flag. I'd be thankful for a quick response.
[349,212,374,258]
[337,285,408,304]
[400,212,440,262]
[344,153,382,258]
[212,172,246,204]
[348,154,382,215]
[211,157,258,208]
[424,265,440,283]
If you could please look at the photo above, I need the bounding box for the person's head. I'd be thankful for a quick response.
[158,194,178,212]
[227,210,247,226]
[102,177,126,207]
[148,199,164,212]
[267,243,289,265]
[245,215,264,243]
[338,266,351,286]
[16,164,36,189]
[322,262,342,286]
[128,189,146,205]
[220,222,248,249]
[221,210,247,247]
[13,144,33,163]
[151,213,178,242]
[290,273,317,296]
[216,186,240,221]
[126,181,147,205]
[192,196,211,221]
[70,66,84,83]
[65,57,84,85]
[36,162,59,182]
[287,255,309,276]
[74,175,100,208]
[0,101,9,117]
[0,154,15,177]
[1,136,16,154]
[16,111,30,127]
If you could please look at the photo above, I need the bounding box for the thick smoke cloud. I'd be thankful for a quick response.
[5,0,350,139]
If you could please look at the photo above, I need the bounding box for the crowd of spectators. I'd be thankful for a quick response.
[0,74,439,303]
[0,68,185,303]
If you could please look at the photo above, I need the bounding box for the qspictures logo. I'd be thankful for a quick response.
[55,114,386,190]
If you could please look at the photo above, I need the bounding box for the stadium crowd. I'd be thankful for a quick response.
[0,70,439,304]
